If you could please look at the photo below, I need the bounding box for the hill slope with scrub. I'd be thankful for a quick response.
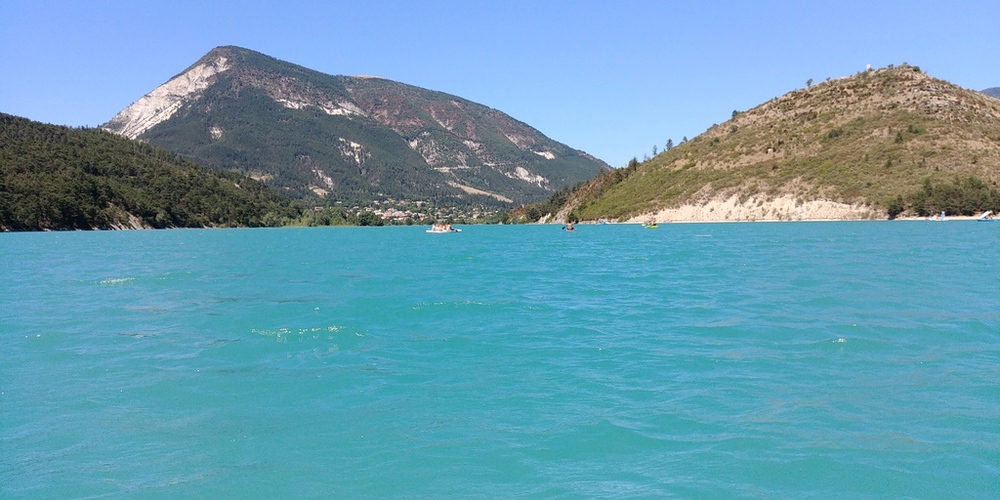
[531,64,1000,222]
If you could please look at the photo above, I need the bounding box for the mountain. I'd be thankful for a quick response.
[534,64,1000,222]
[102,46,608,208]
[983,88,1000,99]
[0,113,301,231]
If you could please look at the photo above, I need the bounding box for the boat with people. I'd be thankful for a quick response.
[427,222,461,233]
[976,210,994,222]
[641,222,659,229]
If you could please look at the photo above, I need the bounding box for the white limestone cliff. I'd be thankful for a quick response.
[103,56,230,139]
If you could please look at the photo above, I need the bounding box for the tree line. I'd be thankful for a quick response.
[888,176,1000,219]
[0,113,302,231]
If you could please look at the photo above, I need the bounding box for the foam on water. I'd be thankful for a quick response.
[2,223,999,497]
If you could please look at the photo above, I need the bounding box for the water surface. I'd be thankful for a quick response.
[2,222,998,498]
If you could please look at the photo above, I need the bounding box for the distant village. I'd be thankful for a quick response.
[316,198,508,224]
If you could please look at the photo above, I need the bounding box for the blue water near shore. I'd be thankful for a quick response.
[2,222,999,498]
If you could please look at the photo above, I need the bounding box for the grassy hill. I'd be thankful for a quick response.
[534,64,1000,222]
[0,113,301,231]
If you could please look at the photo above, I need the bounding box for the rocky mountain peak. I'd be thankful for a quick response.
[101,46,607,206]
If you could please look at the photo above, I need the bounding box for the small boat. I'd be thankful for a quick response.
[641,222,659,229]
[427,223,461,233]
[976,211,994,222]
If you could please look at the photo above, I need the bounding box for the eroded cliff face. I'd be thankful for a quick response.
[104,55,231,140]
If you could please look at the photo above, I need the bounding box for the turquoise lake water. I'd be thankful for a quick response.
[2,222,999,498]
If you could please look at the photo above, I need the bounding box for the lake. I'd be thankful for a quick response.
[2,222,998,498]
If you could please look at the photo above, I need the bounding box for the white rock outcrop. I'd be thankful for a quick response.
[504,166,547,188]
[627,194,880,223]
[103,56,230,139]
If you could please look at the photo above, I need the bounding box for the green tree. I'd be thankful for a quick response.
[355,211,385,226]
[886,196,904,219]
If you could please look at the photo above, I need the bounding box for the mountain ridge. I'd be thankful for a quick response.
[103,46,608,207]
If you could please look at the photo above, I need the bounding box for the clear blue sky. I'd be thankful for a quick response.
[2,0,998,168]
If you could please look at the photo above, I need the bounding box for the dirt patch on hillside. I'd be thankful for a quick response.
[627,194,881,222]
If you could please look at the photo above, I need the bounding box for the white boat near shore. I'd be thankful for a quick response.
[427,224,461,233]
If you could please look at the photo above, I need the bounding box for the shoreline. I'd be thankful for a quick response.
[577,194,996,224]
[573,216,988,224]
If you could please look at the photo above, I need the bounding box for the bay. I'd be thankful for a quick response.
[2,222,998,498]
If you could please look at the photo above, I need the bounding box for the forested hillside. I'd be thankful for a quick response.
[0,113,301,231]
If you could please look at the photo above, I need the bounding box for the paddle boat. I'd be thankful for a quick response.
[976,210,994,222]
[427,223,461,233]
